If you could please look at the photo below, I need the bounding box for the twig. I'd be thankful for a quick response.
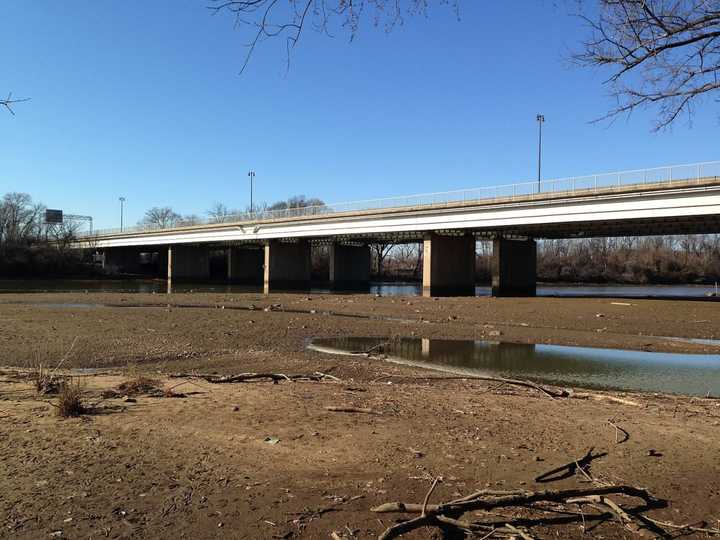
[607,420,630,443]
[421,477,441,517]
[325,406,378,414]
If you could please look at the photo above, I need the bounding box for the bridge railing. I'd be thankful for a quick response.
[87,160,720,237]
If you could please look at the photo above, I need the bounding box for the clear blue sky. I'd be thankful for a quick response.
[2,1,718,229]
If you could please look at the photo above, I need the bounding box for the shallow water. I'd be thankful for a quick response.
[0,279,717,299]
[309,337,720,397]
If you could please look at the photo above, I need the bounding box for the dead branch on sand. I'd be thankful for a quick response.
[170,371,340,384]
[325,406,378,414]
[371,485,671,539]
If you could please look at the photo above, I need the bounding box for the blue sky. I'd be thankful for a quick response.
[2,1,718,229]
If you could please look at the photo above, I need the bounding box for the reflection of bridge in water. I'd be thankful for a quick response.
[310,337,720,396]
[77,161,720,297]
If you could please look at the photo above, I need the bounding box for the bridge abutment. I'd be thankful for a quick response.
[263,240,311,294]
[329,243,371,291]
[227,247,264,283]
[167,245,210,281]
[491,238,537,297]
[422,233,476,297]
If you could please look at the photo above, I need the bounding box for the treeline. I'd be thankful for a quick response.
[362,236,720,285]
[0,192,90,277]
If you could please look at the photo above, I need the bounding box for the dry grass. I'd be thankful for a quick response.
[56,378,86,418]
[32,364,62,395]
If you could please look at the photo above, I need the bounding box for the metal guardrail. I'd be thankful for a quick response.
[87,161,720,237]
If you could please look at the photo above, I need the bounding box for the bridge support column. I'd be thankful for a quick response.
[166,245,210,281]
[227,247,264,283]
[263,240,311,294]
[422,233,476,297]
[491,239,536,297]
[103,247,142,275]
[329,243,371,291]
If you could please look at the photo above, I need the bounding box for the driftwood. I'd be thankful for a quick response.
[371,484,668,540]
[325,406,378,414]
[170,371,340,384]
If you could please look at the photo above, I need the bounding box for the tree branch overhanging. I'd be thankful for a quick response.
[209,0,459,74]
[1,93,30,116]
[575,0,720,130]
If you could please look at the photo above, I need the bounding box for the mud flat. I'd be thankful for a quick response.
[1,292,719,538]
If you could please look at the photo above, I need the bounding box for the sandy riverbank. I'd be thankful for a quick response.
[1,292,719,538]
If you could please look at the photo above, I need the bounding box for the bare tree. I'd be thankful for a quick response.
[207,202,235,223]
[576,0,720,129]
[0,193,44,246]
[370,242,394,277]
[140,207,182,228]
[1,93,30,115]
[210,0,458,73]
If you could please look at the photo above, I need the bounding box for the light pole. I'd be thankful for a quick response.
[536,114,545,193]
[247,170,255,215]
[119,197,126,231]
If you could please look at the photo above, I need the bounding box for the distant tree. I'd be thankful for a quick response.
[0,192,44,246]
[268,195,325,212]
[140,207,181,228]
[576,0,720,129]
[211,0,459,73]
[178,214,201,226]
[370,242,394,277]
[207,202,236,223]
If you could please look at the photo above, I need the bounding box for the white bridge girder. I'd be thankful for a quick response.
[81,183,720,249]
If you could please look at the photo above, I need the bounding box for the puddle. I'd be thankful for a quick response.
[309,337,720,397]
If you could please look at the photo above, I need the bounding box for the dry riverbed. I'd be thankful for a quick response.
[1,292,719,539]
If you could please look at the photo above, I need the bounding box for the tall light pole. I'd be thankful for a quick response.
[119,197,126,231]
[536,114,545,193]
[247,170,255,215]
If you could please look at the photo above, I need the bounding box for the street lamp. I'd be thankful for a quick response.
[536,114,545,193]
[248,170,256,215]
[119,197,126,231]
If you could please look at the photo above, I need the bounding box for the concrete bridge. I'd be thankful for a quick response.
[79,161,720,297]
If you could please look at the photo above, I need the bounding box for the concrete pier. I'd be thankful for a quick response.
[329,243,371,290]
[167,245,210,281]
[263,240,311,294]
[491,238,537,297]
[422,233,476,297]
[227,247,264,283]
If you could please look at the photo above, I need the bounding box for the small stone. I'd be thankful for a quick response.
[596,313,605,318]
[488,330,502,337]
[123,396,136,403]
[232,406,240,412]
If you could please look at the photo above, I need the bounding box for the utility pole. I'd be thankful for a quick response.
[536,114,545,193]
[248,170,255,215]
[119,197,126,231]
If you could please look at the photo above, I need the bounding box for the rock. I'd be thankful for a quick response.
[488,330,502,337]
[232,406,240,412]
[596,313,605,318]
[122,396,136,403]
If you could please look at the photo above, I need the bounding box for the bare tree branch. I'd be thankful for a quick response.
[575,0,720,130]
[1,93,30,116]
[209,0,459,74]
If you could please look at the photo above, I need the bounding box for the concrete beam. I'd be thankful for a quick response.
[491,239,537,297]
[227,247,264,283]
[263,240,311,294]
[167,245,210,281]
[329,243,371,290]
[422,233,476,297]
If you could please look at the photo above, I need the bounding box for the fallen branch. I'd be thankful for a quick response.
[170,372,340,384]
[371,374,565,400]
[372,484,665,539]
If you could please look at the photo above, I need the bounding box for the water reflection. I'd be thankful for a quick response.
[0,279,716,298]
[309,337,720,397]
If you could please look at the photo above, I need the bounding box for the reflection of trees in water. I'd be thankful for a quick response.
[313,337,720,396]
[320,337,639,378]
